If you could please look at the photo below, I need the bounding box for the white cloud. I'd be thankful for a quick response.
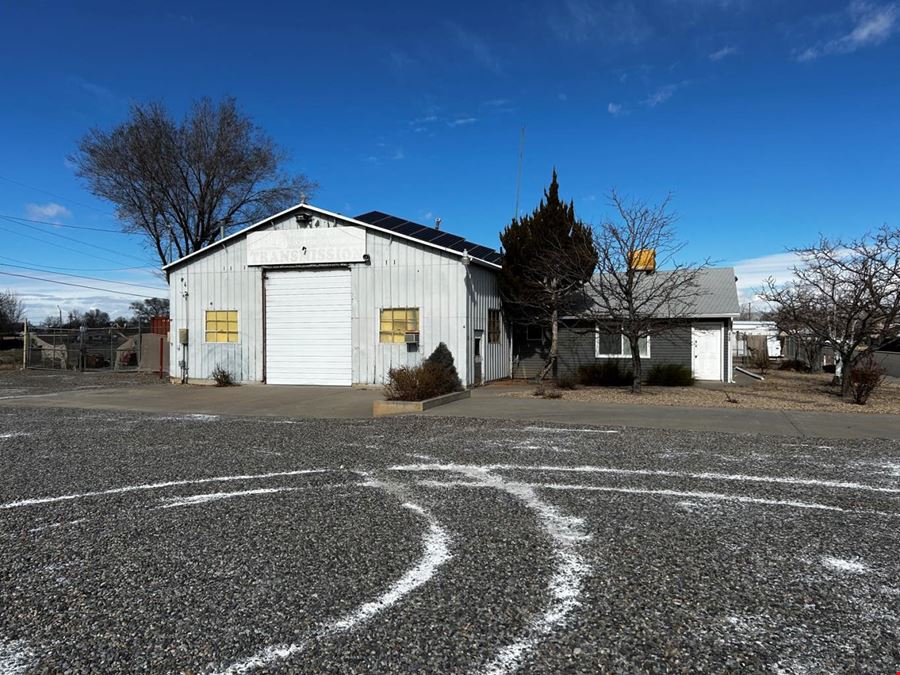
[447,117,477,127]
[796,1,899,61]
[728,251,801,305]
[25,203,72,221]
[550,0,651,44]
[644,83,679,107]
[607,102,624,116]
[447,22,502,74]
[709,45,738,60]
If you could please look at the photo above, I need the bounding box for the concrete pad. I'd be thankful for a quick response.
[0,382,381,419]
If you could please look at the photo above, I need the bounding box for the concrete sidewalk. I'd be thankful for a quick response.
[2,378,899,440]
[421,386,900,440]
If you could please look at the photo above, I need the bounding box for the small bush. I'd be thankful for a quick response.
[211,364,236,386]
[542,388,563,399]
[384,343,463,401]
[532,383,546,397]
[645,364,694,387]
[848,355,885,405]
[779,359,810,373]
[556,374,577,390]
[577,361,633,386]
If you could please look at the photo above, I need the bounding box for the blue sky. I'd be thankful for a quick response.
[2,0,899,319]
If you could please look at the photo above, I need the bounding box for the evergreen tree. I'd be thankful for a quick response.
[499,170,597,379]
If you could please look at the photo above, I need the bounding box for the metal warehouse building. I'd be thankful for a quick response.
[164,203,510,386]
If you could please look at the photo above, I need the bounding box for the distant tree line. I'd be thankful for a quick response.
[41,297,169,329]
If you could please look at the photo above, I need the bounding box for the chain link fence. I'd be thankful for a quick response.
[24,326,153,372]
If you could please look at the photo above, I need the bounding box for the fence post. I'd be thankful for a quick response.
[22,319,27,370]
[159,334,164,380]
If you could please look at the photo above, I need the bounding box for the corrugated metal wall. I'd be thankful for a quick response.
[350,232,469,385]
[466,264,510,383]
[168,236,263,383]
[168,208,507,386]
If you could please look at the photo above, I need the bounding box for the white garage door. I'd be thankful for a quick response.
[265,269,352,385]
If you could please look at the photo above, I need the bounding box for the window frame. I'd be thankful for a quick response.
[204,310,240,344]
[595,324,650,359]
[379,307,420,344]
[487,309,502,344]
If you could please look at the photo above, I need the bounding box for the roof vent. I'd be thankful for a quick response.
[434,217,442,230]
[629,249,656,272]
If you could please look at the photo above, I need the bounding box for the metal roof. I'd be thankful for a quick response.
[585,267,741,318]
[163,203,503,271]
[354,211,504,266]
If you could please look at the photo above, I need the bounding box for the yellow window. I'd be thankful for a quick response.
[379,308,419,343]
[205,310,239,343]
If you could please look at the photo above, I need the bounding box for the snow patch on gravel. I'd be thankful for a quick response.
[401,463,591,675]
[154,413,220,422]
[523,426,619,434]
[442,463,900,495]
[0,469,330,509]
[0,638,33,675]
[0,432,29,440]
[158,487,299,508]
[211,481,451,675]
[29,518,87,532]
[820,556,869,573]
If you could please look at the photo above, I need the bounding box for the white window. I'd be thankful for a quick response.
[595,325,650,358]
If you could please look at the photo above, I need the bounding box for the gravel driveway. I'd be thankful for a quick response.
[0,408,897,673]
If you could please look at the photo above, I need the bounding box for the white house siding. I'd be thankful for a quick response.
[350,232,470,385]
[466,263,510,383]
[168,236,263,383]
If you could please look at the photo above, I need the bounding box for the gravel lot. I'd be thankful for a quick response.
[0,407,897,673]
[0,369,165,399]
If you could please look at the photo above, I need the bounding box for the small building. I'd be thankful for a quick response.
[511,268,741,382]
[164,203,509,386]
[733,320,782,359]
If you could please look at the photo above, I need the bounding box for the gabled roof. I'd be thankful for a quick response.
[584,267,741,319]
[163,202,502,272]
[354,211,503,266]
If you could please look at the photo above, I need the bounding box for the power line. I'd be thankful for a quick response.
[0,213,124,233]
[0,254,152,272]
[0,270,158,299]
[0,217,153,264]
[0,173,115,217]
[0,263,166,292]
[0,223,151,269]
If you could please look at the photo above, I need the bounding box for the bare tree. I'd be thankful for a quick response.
[763,304,824,372]
[73,97,317,266]
[762,227,900,399]
[585,191,710,393]
[0,289,25,332]
[130,297,169,321]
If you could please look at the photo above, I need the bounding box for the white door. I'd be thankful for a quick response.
[265,269,352,385]
[692,327,722,381]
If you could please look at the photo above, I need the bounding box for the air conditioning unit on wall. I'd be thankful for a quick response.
[404,332,420,344]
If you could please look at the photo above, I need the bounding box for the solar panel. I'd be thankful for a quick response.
[354,211,501,265]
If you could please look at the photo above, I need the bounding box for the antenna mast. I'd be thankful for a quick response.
[513,126,525,221]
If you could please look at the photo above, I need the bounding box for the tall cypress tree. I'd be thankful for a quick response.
[499,170,597,379]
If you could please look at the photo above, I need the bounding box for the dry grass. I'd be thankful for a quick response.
[502,370,900,415]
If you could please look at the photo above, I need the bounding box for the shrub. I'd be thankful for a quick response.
[211,364,236,386]
[779,359,810,373]
[533,383,546,397]
[556,374,577,390]
[384,343,463,401]
[848,355,885,405]
[426,342,462,391]
[542,388,563,399]
[577,361,632,386]
[645,364,694,387]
